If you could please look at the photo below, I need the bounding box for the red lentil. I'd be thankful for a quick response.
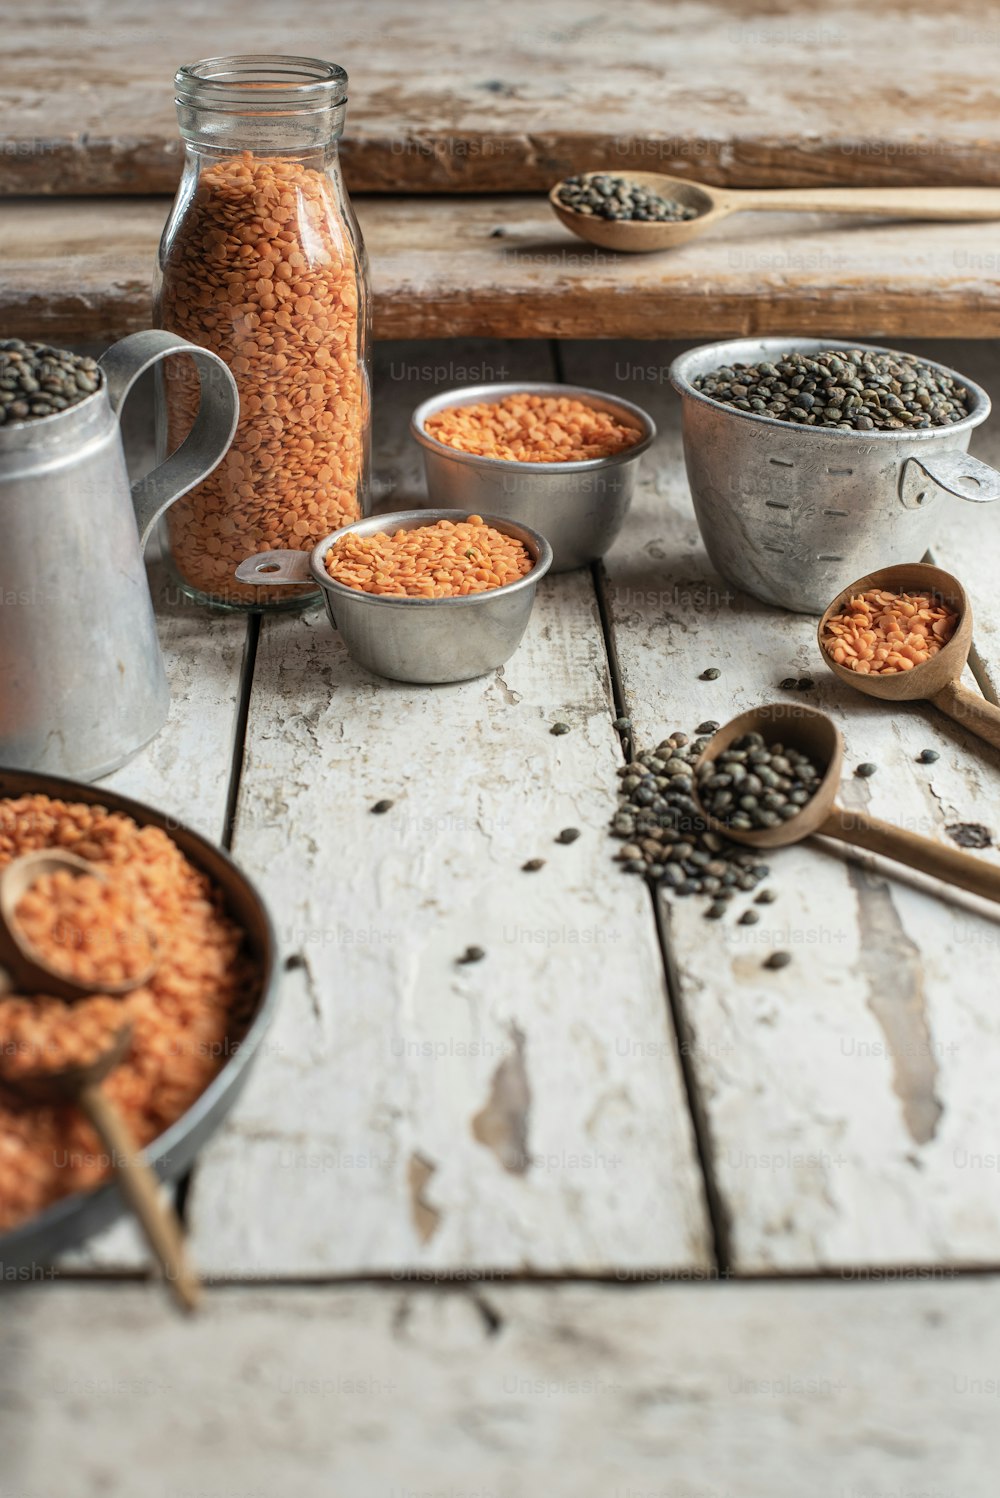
[822,588,958,675]
[424,393,641,463]
[324,515,534,598]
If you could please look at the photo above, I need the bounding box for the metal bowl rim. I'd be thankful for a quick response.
[410,382,657,472]
[307,508,554,608]
[0,766,280,1258]
[669,337,991,441]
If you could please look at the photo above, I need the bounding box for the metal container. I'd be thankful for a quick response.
[0,766,279,1270]
[235,510,552,683]
[410,383,656,572]
[669,338,1000,614]
[0,331,239,780]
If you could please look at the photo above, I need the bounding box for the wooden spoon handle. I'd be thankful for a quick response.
[720,186,1000,220]
[820,807,1000,904]
[931,679,1000,751]
[78,1083,200,1312]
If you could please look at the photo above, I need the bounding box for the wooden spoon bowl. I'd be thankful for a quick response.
[549,172,718,252]
[693,703,842,850]
[817,562,1000,749]
[692,703,1000,905]
[0,850,157,1001]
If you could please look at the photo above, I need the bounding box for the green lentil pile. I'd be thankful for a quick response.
[692,348,970,432]
[695,734,822,832]
[611,727,771,897]
[0,340,101,424]
[557,174,698,223]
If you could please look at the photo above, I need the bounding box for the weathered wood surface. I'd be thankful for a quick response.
[184,340,710,1277]
[6,196,1000,345]
[4,1278,998,1498]
[4,0,1000,194]
[566,337,1000,1271]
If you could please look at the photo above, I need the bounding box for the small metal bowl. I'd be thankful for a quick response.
[235,509,553,684]
[410,382,656,572]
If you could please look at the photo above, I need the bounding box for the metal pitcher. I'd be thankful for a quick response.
[0,331,239,781]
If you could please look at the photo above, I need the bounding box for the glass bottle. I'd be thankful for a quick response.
[155,55,371,609]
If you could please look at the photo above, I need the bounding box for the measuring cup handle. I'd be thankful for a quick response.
[900,451,1000,509]
[930,680,1000,751]
[820,806,1000,905]
[98,331,240,552]
[234,550,314,587]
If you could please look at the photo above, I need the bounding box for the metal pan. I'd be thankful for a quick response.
[0,767,279,1270]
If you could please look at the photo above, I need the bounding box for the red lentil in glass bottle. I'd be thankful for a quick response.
[155,55,370,608]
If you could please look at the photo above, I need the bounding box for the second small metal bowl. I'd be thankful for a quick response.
[410,382,656,572]
[235,510,553,685]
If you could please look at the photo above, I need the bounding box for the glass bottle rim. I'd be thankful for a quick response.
[175,55,348,115]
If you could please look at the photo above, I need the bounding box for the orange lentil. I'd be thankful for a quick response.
[424,393,641,463]
[14,869,156,988]
[0,795,260,1232]
[821,588,958,676]
[324,516,534,599]
[158,151,367,606]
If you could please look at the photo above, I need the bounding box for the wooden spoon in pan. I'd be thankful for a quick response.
[9,1022,200,1312]
[692,703,1000,905]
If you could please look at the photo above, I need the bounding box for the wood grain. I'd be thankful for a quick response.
[4,0,1000,194]
[3,1278,998,1498]
[6,196,1000,345]
[182,340,711,1278]
[564,336,1000,1271]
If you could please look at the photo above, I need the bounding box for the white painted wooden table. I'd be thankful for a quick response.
[4,337,1000,1496]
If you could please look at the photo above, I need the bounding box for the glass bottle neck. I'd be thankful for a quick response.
[175,55,348,157]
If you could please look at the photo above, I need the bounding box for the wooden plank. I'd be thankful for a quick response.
[183,340,711,1277]
[6,196,1000,345]
[2,1278,998,1497]
[4,0,1000,194]
[562,337,1000,1271]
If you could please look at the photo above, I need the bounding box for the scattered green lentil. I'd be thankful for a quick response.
[855,763,878,778]
[796,677,815,692]
[550,722,571,736]
[556,828,581,845]
[613,716,632,730]
[755,889,777,904]
[779,677,798,691]
[522,858,545,872]
[696,720,719,735]
[705,902,727,920]
[918,749,940,764]
[458,945,486,964]
[765,951,792,970]
[700,668,721,681]
[371,799,394,814]
[609,722,771,900]
[739,909,759,925]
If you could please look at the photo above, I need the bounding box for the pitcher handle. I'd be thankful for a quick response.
[98,331,240,552]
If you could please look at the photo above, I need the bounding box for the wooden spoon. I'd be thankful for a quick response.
[692,703,1000,905]
[0,850,157,1001]
[549,172,1000,253]
[817,563,1000,751]
[11,1023,200,1311]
